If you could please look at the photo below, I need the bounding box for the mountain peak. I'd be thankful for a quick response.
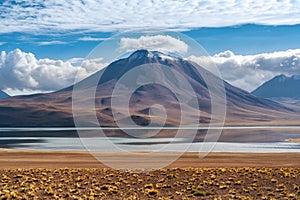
[273,74,300,82]
[275,74,287,78]
[274,74,288,82]
[128,49,181,61]
[252,74,300,98]
[291,75,300,80]
[129,49,149,57]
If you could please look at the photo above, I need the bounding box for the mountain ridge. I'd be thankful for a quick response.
[0,50,299,130]
[252,74,300,98]
[0,90,9,99]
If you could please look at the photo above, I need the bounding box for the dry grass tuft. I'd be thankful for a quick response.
[0,167,299,199]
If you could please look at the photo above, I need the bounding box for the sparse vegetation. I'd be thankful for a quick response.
[287,138,300,143]
[0,168,299,199]
[191,189,213,196]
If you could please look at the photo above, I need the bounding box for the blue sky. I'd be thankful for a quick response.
[186,24,300,56]
[0,31,113,60]
[1,0,300,95]
[1,24,300,60]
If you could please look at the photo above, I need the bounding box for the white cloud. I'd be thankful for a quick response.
[0,42,6,46]
[120,35,188,54]
[3,88,53,96]
[189,49,300,91]
[67,58,85,65]
[81,57,107,74]
[78,37,108,41]
[1,48,300,95]
[0,0,300,33]
[0,49,105,95]
[37,41,67,46]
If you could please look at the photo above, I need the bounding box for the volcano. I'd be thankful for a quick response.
[0,50,299,129]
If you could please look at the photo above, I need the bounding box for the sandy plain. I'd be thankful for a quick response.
[1,150,300,199]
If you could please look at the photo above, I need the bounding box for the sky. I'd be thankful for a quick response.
[1,0,300,95]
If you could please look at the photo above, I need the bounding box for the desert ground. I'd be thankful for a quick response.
[0,150,299,199]
[1,150,300,168]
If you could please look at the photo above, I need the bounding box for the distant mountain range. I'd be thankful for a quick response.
[252,74,300,98]
[252,74,300,106]
[0,50,299,132]
[0,90,9,99]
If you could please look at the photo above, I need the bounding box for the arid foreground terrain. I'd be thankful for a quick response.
[0,150,299,199]
[0,167,299,199]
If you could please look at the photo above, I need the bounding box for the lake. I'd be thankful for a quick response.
[1,136,300,152]
[1,127,300,152]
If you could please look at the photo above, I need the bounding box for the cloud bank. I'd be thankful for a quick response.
[120,35,188,54]
[0,49,104,94]
[1,48,300,95]
[190,49,300,91]
[0,0,300,33]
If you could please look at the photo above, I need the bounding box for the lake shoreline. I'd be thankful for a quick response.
[1,150,300,168]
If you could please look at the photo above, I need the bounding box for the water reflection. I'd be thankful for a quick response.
[0,137,300,152]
